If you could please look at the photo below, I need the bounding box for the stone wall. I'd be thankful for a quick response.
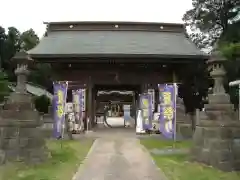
[192,120,240,171]
[41,115,54,138]
[176,97,194,138]
[0,124,49,164]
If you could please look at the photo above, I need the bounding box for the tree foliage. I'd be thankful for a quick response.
[0,26,52,90]
[183,0,240,109]
[34,95,51,114]
[0,71,10,102]
[183,0,240,49]
[28,63,53,92]
[20,28,40,51]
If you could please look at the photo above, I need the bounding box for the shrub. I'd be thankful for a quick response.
[34,95,51,114]
[0,71,10,102]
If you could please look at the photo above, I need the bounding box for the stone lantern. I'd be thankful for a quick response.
[4,51,33,109]
[207,47,231,102]
[191,46,240,172]
[0,51,49,164]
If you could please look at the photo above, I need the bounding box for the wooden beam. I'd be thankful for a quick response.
[56,70,172,85]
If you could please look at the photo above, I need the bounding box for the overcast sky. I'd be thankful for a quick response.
[0,0,193,37]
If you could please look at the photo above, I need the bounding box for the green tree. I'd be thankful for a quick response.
[34,95,51,114]
[183,0,240,49]
[0,26,52,91]
[219,20,240,60]
[20,28,39,51]
[28,63,53,91]
[1,27,21,82]
[183,0,240,109]
[0,26,7,69]
[19,28,52,89]
[0,71,10,102]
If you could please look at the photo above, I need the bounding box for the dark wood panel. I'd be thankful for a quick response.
[56,70,172,85]
[48,21,183,33]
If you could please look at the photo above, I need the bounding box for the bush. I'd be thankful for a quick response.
[34,95,51,114]
[0,71,10,102]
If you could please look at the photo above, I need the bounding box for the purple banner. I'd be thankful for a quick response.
[159,84,176,139]
[78,89,83,117]
[77,89,83,119]
[53,82,68,138]
[80,89,86,112]
[140,93,152,130]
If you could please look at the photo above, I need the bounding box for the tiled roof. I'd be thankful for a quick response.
[29,30,206,58]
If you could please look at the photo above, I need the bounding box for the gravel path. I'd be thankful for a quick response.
[73,137,164,180]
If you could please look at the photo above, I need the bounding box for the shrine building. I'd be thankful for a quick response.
[29,21,208,129]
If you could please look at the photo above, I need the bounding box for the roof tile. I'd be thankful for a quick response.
[29,30,206,57]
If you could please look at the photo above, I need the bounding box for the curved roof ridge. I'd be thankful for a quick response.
[44,21,183,27]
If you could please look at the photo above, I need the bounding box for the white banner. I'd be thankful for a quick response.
[148,89,155,111]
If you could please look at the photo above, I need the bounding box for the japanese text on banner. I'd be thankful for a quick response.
[57,90,64,118]
[162,91,174,120]
[158,84,176,139]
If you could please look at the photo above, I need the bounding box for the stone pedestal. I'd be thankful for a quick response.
[0,52,49,164]
[41,105,54,138]
[191,47,240,171]
[176,97,193,138]
[192,94,240,171]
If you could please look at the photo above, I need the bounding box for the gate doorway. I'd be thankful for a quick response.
[94,84,140,129]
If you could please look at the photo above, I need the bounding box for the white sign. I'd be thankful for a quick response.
[148,89,155,111]
[123,104,131,110]
[66,103,73,113]
[136,110,145,133]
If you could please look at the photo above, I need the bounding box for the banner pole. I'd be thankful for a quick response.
[86,117,89,132]
[79,89,83,132]
[173,83,177,146]
[62,81,68,140]
[172,71,177,148]
[53,81,57,139]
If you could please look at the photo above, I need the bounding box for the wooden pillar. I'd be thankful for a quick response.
[172,70,177,84]
[87,76,93,130]
[135,87,140,114]
[141,83,148,94]
[91,86,96,128]
[132,91,136,126]
[152,83,158,113]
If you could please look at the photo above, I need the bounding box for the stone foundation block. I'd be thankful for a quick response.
[192,123,240,171]
[176,123,193,138]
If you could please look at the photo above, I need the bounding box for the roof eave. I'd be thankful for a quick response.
[30,53,209,62]
[43,21,184,27]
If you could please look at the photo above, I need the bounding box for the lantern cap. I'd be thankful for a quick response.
[12,50,33,64]
[207,43,226,64]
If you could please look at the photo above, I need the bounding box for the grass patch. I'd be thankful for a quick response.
[141,139,240,180]
[141,138,192,150]
[153,154,240,180]
[0,139,94,180]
